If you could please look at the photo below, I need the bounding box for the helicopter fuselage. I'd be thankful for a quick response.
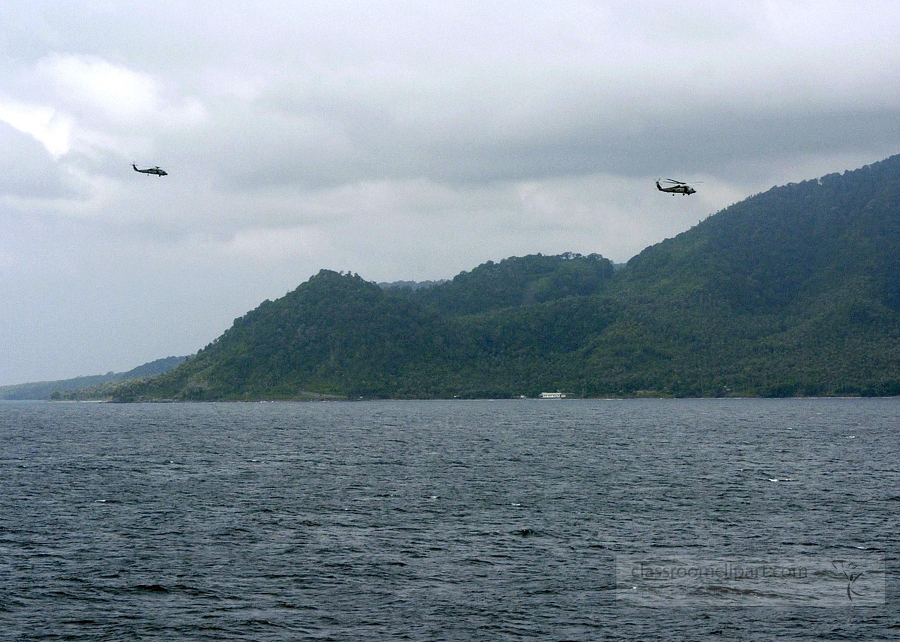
[656,180,695,195]
[133,164,167,176]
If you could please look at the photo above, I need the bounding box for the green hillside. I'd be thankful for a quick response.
[409,252,614,315]
[114,155,900,400]
[0,356,188,400]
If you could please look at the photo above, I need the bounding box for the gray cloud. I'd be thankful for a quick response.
[0,121,83,198]
[2,0,900,384]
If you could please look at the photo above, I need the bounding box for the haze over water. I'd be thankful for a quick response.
[1,398,897,640]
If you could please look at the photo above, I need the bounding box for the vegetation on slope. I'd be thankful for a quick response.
[114,155,900,400]
[0,356,188,401]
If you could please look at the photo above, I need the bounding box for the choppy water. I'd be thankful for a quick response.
[1,398,897,640]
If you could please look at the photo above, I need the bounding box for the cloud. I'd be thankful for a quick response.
[4,0,900,384]
[9,3,900,193]
[1,52,207,166]
[222,225,334,262]
[0,120,82,198]
[0,99,72,157]
[168,1,900,194]
[36,54,161,123]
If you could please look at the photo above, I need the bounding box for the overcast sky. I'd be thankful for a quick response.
[2,1,900,385]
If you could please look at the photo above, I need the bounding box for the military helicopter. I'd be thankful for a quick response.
[133,164,167,176]
[656,178,699,195]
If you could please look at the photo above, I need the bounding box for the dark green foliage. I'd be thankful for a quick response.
[117,271,446,400]
[118,155,900,400]
[413,252,614,315]
[378,279,447,291]
[0,356,187,400]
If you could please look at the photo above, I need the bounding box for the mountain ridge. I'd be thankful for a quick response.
[109,154,900,400]
[0,356,188,400]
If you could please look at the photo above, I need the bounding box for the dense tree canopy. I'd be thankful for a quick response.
[113,155,900,400]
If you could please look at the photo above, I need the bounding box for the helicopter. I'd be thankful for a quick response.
[656,178,698,195]
[133,164,167,176]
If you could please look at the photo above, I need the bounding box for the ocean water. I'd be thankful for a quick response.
[0,398,897,640]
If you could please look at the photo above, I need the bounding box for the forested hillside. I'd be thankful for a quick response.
[0,356,187,400]
[113,155,900,400]
[408,252,615,315]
